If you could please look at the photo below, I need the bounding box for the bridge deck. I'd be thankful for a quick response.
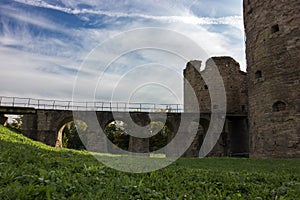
[0,96,183,113]
[0,96,247,117]
[0,106,36,114]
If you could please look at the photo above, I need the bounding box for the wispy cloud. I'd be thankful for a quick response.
[14,0,242,27]
[0,0,245,103]
[1,6,64,32]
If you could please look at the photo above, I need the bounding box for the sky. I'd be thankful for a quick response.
[0,0,245,105]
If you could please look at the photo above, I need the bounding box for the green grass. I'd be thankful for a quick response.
[0,125,299,199]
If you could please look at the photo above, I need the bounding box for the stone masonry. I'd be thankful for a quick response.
[183,57,249,157]
[244,0,300,157]
[22,110,202,157]
[184,57,248,114]
[0,114,8,126]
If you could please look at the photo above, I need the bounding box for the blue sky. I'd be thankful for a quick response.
[0,0,244,104]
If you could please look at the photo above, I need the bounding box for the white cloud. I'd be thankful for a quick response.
[2,8,64,32]
[0,0,246,104]
[14,0,243,28]
[0,46,77,98]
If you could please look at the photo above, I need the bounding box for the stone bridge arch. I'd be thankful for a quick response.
[22,110,106,150]
[55,115,74,148]
[55,116,89,149]
[22,110,248,157]
[95,112,181,154]
[24,110,74,146]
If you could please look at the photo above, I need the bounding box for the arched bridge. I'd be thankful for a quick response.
[0,96,249,157]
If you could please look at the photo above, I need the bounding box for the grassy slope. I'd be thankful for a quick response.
[0,125,299,199]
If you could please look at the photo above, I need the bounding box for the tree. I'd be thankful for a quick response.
[62,120,87,150]
[8,115,22,133]
[149,121,170,151]
[104,121,129,151]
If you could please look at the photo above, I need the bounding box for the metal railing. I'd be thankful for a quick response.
[0,96,183,113]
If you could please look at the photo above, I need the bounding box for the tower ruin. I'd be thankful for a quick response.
[243,0,300,157]
[183,57,249,157]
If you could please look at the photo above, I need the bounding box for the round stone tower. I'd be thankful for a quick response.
[243,0,300,157]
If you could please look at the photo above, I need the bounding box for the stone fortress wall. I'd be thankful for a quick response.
[243,0,300,157]
[184,0,300,158]
[183,57,249,157]
[184,57,248,114]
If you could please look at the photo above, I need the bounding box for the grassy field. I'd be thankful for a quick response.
[0,125,299,199]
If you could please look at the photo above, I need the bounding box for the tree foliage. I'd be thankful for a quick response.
[104,121,129,151]
[104,120,170,152]
[62,120,87,150]
[149,121,170,151]
[7,115,22,133]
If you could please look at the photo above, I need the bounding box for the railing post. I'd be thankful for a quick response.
[177,104,179,113]
[110,102,112,111]
[86,102,88,111]
[12,97,15,107]
[140,103,142,112]
[28,98,31,107]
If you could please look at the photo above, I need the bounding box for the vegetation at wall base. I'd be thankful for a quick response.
[6,115,22,133]
[0,125,299,199]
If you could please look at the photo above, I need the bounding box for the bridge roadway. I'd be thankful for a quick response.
[0,96,248,157]
[0,96,183,113]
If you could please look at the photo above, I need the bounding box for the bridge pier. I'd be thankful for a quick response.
[85,128,108,153]
[22,114,38,141]
[182,122,206,157]
[128,137,149,154]
[81,112,108,153]
[127,112,150,154]
[23,110,73,146]
[0,114,8,126]
[165,113,200,157]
